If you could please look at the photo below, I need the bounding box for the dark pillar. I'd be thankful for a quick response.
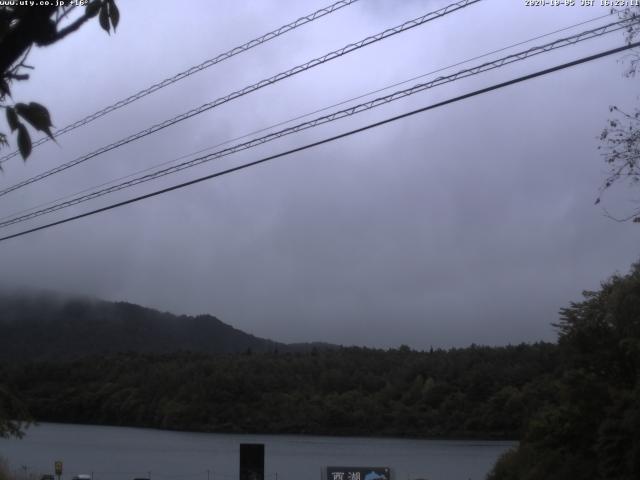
[239,443,264,480]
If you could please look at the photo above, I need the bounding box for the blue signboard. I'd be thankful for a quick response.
[326,467,390,480]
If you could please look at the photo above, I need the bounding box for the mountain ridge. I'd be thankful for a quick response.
[0,290,333,361]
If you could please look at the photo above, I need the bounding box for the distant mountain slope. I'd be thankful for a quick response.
[0,291,295,361]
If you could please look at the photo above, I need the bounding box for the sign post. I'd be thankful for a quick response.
[54,461,63,480]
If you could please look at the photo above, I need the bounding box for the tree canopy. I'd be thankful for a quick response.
[1,343,559,439]
[489,261,640,480]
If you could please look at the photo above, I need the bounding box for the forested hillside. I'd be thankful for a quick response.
[2,343,558,439]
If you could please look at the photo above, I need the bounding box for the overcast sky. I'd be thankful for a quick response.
[0,0,638,349]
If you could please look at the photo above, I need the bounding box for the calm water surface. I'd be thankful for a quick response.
[0,423,515,480]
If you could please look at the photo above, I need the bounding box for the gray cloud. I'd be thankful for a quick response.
[0,0,638,348]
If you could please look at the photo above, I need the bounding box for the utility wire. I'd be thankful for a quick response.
[0,10,616,224]
[0,17,635,230]
[0,0,361,165]
[0,0,481,198]
[0,41,637,244]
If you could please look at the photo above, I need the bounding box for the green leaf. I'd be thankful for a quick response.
[108,0,119,31]
[99,4,110,33]
[6,107,18,132]
[17,123,31,160]
[15,102,54,139]
[85,0,102,18]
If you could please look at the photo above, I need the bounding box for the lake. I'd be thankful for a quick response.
[0,423,515,480]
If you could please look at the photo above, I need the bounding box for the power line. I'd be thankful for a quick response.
[0,11,616,225]
[0,41,637,244]
[0,0,482,198]
[0,0,361,165]
[0,16,635,229]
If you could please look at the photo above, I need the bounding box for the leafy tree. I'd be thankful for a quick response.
[596,6,640,222]
[556,261,640,385]
[0,0,119,162]
[489,261,640,480]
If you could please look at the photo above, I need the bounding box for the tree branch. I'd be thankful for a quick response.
[55,5,77,26]
[41,10,93,45]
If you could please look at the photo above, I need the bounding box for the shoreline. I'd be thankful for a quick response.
[14,420,520,444]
